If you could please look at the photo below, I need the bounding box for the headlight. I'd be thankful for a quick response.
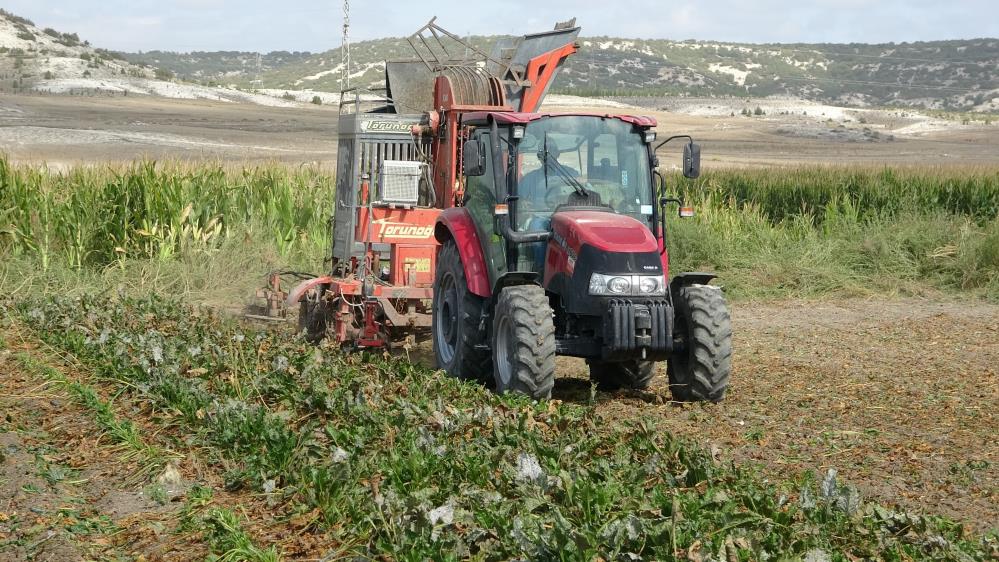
[590,273,631,295]
[589,273,666,296]
[639,275,664,295]
[607,276,631,294]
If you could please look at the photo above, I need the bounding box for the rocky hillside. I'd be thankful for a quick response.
[124,50,313,86]
[0,10,311,106]
[134,35,999,112]
[0,9,155,92]
[4,7,996,113]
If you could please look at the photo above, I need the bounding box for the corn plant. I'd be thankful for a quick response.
[0,159,332,269]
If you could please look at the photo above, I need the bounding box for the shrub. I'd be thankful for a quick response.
[59,32,80,47]
[311,95,322,105]
[0,8,34,26]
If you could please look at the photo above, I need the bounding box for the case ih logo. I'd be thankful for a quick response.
[361,120,417,133]
[372,218,435,240]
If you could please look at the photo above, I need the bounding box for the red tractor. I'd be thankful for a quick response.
[284,18,732,401]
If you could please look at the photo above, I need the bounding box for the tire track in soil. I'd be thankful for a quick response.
[1,327,340,560]
[0,335,206,561]
[552,297,999,533]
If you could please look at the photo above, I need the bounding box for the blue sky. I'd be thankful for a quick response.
[6,0,998,53]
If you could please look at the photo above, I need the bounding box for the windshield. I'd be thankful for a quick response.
[513,116,654,227]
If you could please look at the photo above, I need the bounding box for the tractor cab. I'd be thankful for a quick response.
[460,112,660,278]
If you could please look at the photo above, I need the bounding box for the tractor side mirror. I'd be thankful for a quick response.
[683,143,701,179]
[463,140,486,177]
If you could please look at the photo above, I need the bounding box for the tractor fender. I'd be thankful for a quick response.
[669,272,718,292]
[286,275,333,308]
[435,208,491,298]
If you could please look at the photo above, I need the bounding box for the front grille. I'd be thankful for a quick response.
[606,300,672,352]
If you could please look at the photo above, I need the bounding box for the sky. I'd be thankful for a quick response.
[6,0,999,53]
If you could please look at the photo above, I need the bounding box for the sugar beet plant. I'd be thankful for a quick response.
[11,295,996,560]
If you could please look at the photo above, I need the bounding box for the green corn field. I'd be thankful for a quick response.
[3,158,995,300]
[0,159,332,270]
[676,166,999,223]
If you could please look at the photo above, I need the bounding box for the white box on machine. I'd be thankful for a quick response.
[378,160,425,206]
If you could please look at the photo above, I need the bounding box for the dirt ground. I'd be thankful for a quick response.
[0,347,183,560]
[3,93,999,168]
[0,94,341,166]
[0,333,253,561]
[387,295,999,533]
[548,297,999,533]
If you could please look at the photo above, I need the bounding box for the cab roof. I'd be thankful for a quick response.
[460,111,657,128]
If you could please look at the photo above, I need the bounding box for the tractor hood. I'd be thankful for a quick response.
[543,209,666,316]
[550,210,658,254]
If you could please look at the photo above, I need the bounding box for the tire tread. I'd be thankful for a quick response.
[668,284,732,402]
[493,285,555,399]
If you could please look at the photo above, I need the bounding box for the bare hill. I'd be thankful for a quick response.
[0,9,154,91]
[133,35,999,112]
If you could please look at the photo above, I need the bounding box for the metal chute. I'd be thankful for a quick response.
[384,17,580,113]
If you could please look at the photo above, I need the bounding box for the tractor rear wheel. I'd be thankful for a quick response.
[492,285,555,399]
[587,360,656,391]
[432,240,491,382]
[667,284,732,402]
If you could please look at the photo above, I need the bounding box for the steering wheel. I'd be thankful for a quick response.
[544,177,589,207]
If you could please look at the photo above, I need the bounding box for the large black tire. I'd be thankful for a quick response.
[432,240,491,382]
[588,360,656,391]
[668,284,732,402]
[492,285,556,399]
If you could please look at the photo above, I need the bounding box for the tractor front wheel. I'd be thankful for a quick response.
[667,284,732,402]
[432,240,491,382]
[492,285,555,399]
[588,360,656,391]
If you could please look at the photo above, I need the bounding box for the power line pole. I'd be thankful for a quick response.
[341,0,350,92]
[252,52,262,90]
